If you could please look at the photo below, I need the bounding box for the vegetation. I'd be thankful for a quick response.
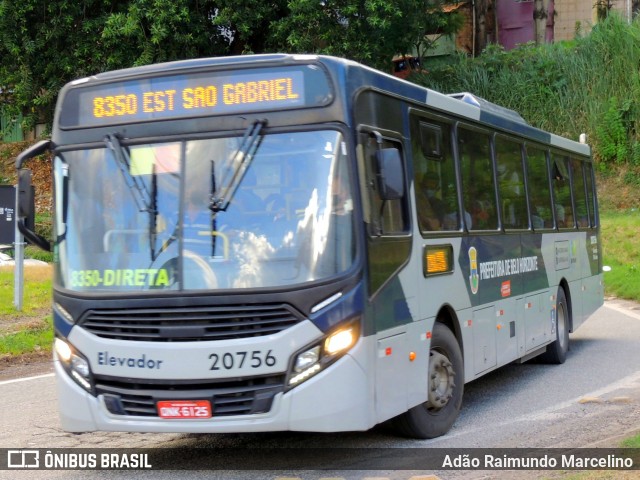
[0,265,52,357]
[601,210,640,302]
[620,432,640,448]
[417,14,640,183]
[0,0,462,132]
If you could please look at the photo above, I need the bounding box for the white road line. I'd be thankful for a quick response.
[0,372,54,386]
[603,302,640,321]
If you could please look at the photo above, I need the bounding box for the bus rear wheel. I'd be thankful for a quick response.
[540,287,570,364]
[393,322,463,439]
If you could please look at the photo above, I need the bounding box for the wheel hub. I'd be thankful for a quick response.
[427,350,455,411]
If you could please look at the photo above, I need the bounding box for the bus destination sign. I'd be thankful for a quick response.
[61,66,331,128]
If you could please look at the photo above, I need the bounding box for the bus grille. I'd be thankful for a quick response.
[95,375,285,417]
[79,304,302,342]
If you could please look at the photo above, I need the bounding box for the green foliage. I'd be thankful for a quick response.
[0,0,464,127]
[597,97,633,165]
[418,14,640,179]
[101,0,227,68]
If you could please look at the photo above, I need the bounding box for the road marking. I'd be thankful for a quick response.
[0,372,54,386]
[603,302,640,321]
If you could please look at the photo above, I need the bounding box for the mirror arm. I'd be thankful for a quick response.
[16,140,51,169]
[18,219,51,252]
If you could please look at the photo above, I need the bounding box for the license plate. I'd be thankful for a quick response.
[157,400,212,419]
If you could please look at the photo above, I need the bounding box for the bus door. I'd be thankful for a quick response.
[357,123,417,422]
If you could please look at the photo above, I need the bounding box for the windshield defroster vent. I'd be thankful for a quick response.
[79,304,302,342]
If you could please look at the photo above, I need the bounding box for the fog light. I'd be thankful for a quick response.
[70,354,92,392]
[289,364,321,386]
[294,346,320,373]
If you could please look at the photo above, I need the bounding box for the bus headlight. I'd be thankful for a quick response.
[287,320,359,389]
[54,337,94,394]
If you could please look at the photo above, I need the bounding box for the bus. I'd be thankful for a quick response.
[16,54,603,438]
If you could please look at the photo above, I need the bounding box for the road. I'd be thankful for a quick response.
[1,299,640,479]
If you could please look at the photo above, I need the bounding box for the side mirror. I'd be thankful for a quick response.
[17,169,33,219]
[376,147,405,201]
[15,140,52,252]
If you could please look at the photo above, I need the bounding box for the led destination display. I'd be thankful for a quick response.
[60,65,332,128]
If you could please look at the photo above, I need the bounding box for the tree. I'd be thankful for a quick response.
[0,0,464,130]
[533,0,552,45]
[404,0,464,61]
[474,0,489,54]
[0,0,124,129]
[101,0,227,68]
[270,0,463,70]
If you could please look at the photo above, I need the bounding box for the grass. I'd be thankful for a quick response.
[0,317,52,356]
[600,209,640,302]
[0,264,52,316]
[0,264,53,357]
[620,432,640,448]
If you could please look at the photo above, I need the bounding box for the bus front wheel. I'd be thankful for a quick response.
[393,322,464,439]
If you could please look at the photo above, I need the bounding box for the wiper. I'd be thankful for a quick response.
[209,119,267,212]
[105,133,153,212]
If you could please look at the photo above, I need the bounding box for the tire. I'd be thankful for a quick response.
[540,287,570,364]
[393,322,464,439]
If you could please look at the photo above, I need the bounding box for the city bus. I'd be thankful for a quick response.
[16,54,603,438]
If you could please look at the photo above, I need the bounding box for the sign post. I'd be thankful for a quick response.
[13,185,24,311]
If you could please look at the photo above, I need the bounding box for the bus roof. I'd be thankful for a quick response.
[62,54,590,157]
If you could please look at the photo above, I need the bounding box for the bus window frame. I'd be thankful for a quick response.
[569,157,590,231]
[358,125,412,239]
[524,143,556,233]
[407,108,464,238]
[455,123,501,234]
[550,150,577,231]
[493,133,530,233]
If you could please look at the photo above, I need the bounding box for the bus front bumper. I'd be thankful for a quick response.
[54,345,373,433]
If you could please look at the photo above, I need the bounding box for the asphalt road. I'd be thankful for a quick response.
[1,299,639,479]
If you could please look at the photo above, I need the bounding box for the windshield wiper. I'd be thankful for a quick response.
[209,119,267,213]
[105,133,153,213]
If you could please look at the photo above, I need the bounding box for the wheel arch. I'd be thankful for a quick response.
[434,304,464,361]
[557,278,574,332]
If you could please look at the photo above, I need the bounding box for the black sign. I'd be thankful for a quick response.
[0,185,34,244]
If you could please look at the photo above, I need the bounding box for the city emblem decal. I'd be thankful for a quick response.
[469,246,479,295]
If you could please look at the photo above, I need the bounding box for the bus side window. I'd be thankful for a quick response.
[362,134,409,235]
[525,146,553,229]
[552,154,575,229]
[570,158,589,229]
[495,136,527,230]
[584,163,598,228]
[459,127,497,231]
[410,117,459,232]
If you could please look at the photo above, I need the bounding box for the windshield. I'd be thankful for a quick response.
[53,130,355,292]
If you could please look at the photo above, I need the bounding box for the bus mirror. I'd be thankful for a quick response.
[376,148,405,201]
[17,169,33,219]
